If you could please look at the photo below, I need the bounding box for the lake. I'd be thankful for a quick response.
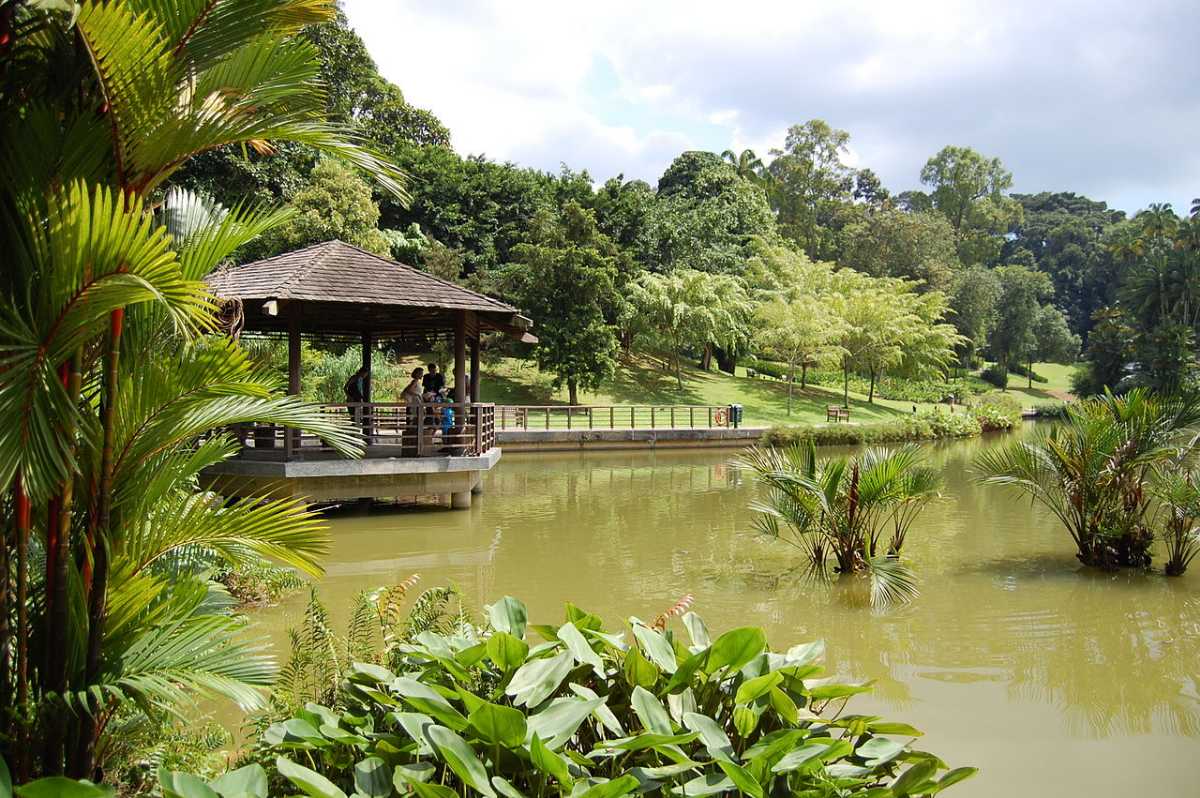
[248,430,1200,797]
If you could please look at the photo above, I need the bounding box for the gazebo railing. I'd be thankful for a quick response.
[496,404,734,431]
[230,402,496,459]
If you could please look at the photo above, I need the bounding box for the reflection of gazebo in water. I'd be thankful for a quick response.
[202,240,535,509]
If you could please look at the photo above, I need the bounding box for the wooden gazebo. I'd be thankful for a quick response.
[202,240,535,508]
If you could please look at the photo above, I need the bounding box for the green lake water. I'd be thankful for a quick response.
[247,430,1200,796]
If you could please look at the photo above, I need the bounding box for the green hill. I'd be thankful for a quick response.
[478,355,942,427]
[474,355,1080,428]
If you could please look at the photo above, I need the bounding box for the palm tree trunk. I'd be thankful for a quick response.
[44,349,82,774]
[0,492,9,745]
[567,377,578,407]
[14,475,31,782]
[71,309,123,778]
[868,369,877,404]
[800,363,808,389]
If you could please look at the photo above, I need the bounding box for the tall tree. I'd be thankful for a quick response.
[766,120,856,259]
[646,152,775,274]
[1075,308,1134,396]
[829,284,901,406]
[1026,305,1081,387]
[256,159,393,258]
[721,148,765,182]
[630,270,752,388]
[506,203,621,405]
[949,265,1002,369]
[853,168,891,208]
[919,145,1022,265]
[838,209,961,292]
[988,265,1054,381]
[1004,192,1124,337]
[754,297,844,413]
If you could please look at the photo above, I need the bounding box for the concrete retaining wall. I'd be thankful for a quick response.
[496,427,766,452]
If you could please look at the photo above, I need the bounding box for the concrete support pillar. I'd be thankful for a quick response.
[450,490,472,509]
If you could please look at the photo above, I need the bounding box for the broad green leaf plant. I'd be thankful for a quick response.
[0,0,403,780]
[197,596,975,797]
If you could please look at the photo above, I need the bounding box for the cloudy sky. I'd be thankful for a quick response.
[343,0,1199,215]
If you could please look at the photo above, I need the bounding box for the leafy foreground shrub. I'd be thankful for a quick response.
[979,364,1007,390]
[1029,401,1069,419]
[165,598,976,798]
[967,392,1022,432]
[762,408,981,448]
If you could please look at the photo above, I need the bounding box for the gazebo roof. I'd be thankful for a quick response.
[207,240,534,342]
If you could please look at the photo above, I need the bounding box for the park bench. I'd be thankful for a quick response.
[826,405,851,423]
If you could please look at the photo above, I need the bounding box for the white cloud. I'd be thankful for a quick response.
[344,0,1200,212]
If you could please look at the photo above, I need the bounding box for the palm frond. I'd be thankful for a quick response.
[867,556,919,608]
[160,187,295,280]
[117,490,328,579]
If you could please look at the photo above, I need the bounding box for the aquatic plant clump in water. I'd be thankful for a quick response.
[740,442,942,607]
[975,388,1200,573]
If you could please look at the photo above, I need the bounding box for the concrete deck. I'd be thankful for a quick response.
[202,448,501,507]
[496,427,765,452]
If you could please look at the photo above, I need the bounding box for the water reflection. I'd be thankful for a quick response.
[252,432,1200,797]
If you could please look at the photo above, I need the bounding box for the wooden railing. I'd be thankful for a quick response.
[231,402,496,460]
[496,404,734,431]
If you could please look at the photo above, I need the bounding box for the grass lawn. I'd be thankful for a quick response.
[478,354,942,427]
[999,362,1079,404]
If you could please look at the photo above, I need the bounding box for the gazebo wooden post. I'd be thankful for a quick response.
[361,331,373,443]
[451,312,470,509]
[361,331,373,403]
[469,336,480,403]
[286,302,301,457]
[453,311,467,404]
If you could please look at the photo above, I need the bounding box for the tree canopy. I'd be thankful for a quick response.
[505,203,622,405]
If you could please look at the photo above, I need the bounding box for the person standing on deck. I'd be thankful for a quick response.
[402,367,425,456]
[422,362,445,396]
[344,366,370,434]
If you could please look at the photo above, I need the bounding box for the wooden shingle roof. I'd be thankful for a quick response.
[208,240,517,313]
[207,240,534,341]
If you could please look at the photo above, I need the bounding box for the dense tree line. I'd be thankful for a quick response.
[183,9,1200,401]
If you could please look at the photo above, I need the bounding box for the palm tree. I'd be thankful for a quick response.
[0,0,403,780]
[740,443,941,607]
[975,389,1200,570]
[1150,469,1200,576]
[721,148,765,183]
